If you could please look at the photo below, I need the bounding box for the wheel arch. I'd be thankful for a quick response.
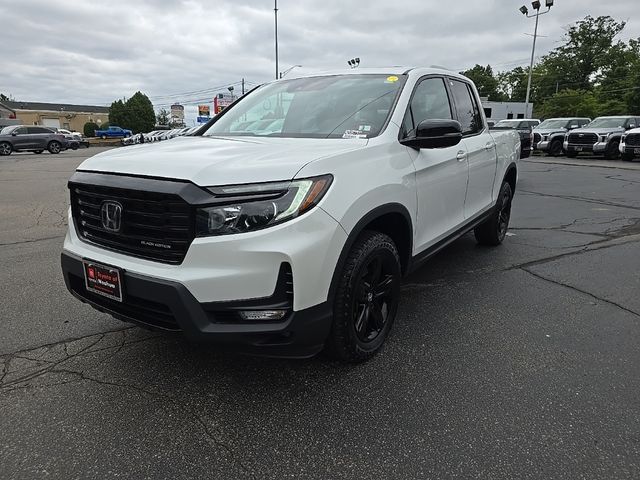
[327,203,413,304]
[503,163,518,194]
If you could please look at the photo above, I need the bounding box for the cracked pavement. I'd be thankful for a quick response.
[1,151,639,479]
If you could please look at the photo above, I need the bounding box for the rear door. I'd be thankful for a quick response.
[448,78,497,217]
[27,127,52,149]
[401,76,469,252]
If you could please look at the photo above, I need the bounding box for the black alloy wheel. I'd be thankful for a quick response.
[0,142,13,155]
[327,231,401,362]
[352,253,398,344]
[474,181,513,246]
[48,141,61,154]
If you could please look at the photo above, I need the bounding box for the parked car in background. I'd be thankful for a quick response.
[0,125,68,155]
[66,135,90,150]
[564,116,640,159]
[620,127,640,161]
[61,68,521,361]
[533,117,591,156]
[57,128,83,139]
[492,119,540,158]
[94,126,133,139]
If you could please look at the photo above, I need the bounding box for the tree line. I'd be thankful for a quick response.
[462,16,640,119]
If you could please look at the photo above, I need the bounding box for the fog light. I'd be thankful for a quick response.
[239,310,287,321]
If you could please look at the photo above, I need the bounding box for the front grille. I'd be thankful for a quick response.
[68,274,180,331]
[533,132,542,144]
[70,182,194,264]
[568,132,598,145]
[625,133,640,147]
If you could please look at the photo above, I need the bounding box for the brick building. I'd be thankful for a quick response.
[0,101,109,132]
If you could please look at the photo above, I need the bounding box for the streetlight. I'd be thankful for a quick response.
[280,65,302,78]
[347,58,360,69]
[274,0,279,80]
[228,85,235,101]
[520,0,554,117]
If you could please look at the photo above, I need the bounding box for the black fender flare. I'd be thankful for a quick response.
[327,203,413,304]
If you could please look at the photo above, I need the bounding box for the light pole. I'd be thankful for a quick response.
[520,0,554,118]
[280,65,302,78]
[274,0,279,80]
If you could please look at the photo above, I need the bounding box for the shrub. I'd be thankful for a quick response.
[83,122,99,137]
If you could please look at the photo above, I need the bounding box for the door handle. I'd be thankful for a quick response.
[456,151,467,162]
[485,142,496,150]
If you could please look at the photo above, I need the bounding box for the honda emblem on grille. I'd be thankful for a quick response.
[101,201,123,232]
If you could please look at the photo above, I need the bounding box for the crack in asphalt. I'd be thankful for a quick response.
[519,189,640,212]
[520,267,640,319]
[0,235,65,247]
[1,364,257,479]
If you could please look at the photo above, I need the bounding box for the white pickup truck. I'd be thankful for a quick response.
[61,68,520,362]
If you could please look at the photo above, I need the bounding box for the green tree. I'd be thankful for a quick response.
[83,122,99,137]
[497,67,528,102]
[107,92,155,133]
[156,108,170,126]
[539,90,600,118]
[108,99,128,126]
[461,65,505,101]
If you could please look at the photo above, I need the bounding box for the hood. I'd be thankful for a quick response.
[571,127,625,135]
[533,128,567,135]
[77,135,367,186]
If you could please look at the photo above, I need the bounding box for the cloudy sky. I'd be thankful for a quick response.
[1,0,638,124]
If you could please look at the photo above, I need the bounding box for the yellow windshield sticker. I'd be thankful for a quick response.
[385,75,399,83]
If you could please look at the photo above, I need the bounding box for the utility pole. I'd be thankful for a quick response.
[242,78,245,96]
[274,0,279,80]
[519,1,554,118]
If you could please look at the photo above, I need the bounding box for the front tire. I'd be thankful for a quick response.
[548,140,563,157]
[47,141,61,154]
[474,181,513,246]
[326,231,401,362]
[604,141,620,160]
[0,142,13,156]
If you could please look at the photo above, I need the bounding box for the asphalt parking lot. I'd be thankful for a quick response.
[1,148,639,479]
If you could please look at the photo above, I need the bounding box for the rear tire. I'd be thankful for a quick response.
[47,141,61,154]
[326,231,401,363]
[0,142,12,156]
[474,181,513,246]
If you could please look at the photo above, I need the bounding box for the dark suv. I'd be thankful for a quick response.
[0,125,69,156]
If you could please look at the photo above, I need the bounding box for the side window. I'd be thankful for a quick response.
[403,77,452,137]
[449,80,483,135]
[14,127,27,135]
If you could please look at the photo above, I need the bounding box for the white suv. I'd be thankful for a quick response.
[61,68,520,362]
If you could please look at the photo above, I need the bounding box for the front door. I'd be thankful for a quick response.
[11,127,34,150]
[401,76,469,254]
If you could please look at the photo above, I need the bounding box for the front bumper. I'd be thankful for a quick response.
[535,140,550,152]
[620,144,640,155]
[564,142,606,154]
[61,251,332,357]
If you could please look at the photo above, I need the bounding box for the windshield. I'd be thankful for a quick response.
[587,117,628,128]
[494,120,520,128]
[203,74,405,139]
[0,126,18,135]
[537,119,569,129]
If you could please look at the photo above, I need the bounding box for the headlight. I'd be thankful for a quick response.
[600,134,610,142]
[542,135,549,141]
[196,175,333,236]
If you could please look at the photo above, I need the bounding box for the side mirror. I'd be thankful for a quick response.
[400,119,463,149]
[628,124,636,130]
[11,132,18,136]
